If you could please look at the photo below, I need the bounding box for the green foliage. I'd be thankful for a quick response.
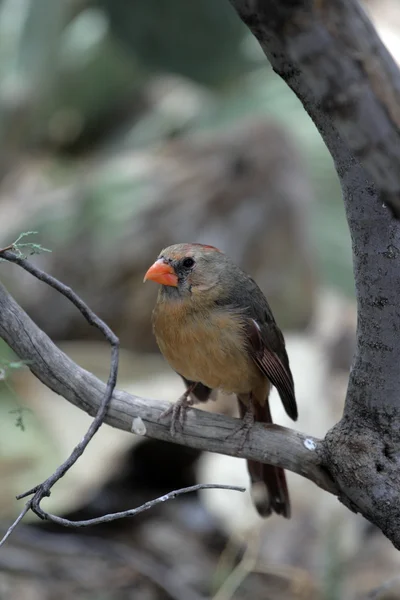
[0,358,31,379]
[0,231,51,260]
[0,359,58,506]
[98,0,249,87]
[8,407,31,431]
[0,358,31,431]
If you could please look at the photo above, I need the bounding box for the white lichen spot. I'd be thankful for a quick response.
[304,438,316,451]
[131,416,147,436]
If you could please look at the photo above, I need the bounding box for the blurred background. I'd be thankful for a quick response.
[1,0,400,598]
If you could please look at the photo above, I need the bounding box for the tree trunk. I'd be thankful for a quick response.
[228,0,400,547]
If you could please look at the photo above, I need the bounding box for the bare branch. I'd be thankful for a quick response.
[0,247,120,543]
[25,484,246,528]
[1,484,244,551]
[0,273,336,509]
[0,503,31,547]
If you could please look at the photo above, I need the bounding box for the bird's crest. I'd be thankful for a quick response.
[185,243,221,253]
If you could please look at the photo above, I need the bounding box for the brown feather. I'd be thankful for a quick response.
[245,318,298,421]
[238,396,290,518]
[153,300,263,394]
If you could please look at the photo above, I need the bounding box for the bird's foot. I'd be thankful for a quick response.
[226,407,255,452]
[160,392,195,436]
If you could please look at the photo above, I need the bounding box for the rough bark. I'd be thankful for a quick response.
[228,0,400,546]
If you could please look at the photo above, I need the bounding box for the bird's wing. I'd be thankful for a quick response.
[244,317,298,421]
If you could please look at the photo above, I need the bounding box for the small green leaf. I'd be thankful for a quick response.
[0,231,52,260]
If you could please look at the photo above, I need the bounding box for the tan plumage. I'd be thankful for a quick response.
[154,300,266,396]
[144,243,298,518]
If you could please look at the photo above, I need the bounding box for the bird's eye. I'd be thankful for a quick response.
[182,257,195,269]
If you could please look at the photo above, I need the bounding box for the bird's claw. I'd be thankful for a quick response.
[160,392,194,436]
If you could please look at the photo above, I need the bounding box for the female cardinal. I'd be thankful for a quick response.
[144,243,298,517]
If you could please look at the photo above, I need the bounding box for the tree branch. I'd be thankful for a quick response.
[0,277,335,501]
[19,484,246,529]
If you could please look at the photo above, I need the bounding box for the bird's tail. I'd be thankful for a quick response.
[238,398,291,518]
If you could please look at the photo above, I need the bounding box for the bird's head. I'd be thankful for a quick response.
[144,243,227,299]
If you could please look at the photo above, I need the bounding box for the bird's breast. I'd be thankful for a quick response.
[152,301,260,394]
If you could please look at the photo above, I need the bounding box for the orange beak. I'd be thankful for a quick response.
[143,259,178,287]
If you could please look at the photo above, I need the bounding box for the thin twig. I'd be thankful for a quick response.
[23,483,246,528]
[1,250,119,518]
[0,248,117,539]
[0,503,31,547]
[0,243,13,253]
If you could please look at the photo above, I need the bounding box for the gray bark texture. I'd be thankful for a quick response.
[228,0,400,546]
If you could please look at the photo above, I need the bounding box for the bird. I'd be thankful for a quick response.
[143,243,298,518]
